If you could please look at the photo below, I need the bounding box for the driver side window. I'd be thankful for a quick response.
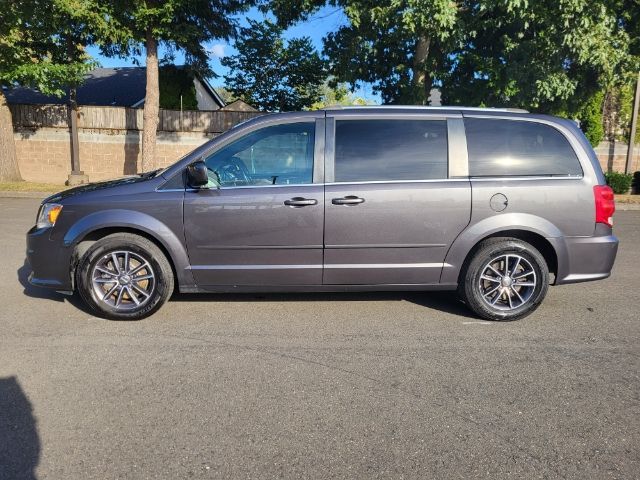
[204,122,315,187]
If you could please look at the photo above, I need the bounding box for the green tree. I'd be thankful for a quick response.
[222,19,327,111]
[0,0,109,182]
[268,0,639,144]
[579,91,605,146]
[213,87,238,105]
[441,1,633,111]
[158,66,198,110]
[308,82,375,109]
[267,0,459,104]
[103,0,249,171]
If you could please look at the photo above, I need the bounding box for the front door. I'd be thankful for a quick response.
[323,116,471,285]
[184,118,324,287]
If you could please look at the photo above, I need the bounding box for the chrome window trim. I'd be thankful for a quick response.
[325,262,450,269]
[469,175,584,181]
[325,178,469,186]
[187,262,451,270]
[188,264,323,270]
[447,118,469,178]
[217,183,322,191]
[159,183,324,193]
[155,186,185,193]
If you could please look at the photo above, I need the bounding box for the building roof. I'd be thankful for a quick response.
[4,67,225,109]
[220,99,258,112]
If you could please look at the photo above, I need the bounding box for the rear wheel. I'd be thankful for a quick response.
[76,233,174,320]
[458,238,549,321]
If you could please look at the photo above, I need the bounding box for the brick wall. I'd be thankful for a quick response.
[593,141,640,174]
[14,128,215,184]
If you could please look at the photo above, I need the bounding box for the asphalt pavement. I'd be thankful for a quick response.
[1,197,638,479]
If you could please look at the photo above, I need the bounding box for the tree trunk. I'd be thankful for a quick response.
[142,31,159,173]
[0,90,22,182]
[412,36,431,105]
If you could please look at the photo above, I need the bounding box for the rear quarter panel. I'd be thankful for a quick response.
[441,114,602,285]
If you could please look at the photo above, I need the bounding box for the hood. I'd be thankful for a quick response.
[42,170,161,204]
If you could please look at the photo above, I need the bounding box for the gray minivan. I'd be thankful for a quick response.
[26,107,618,321]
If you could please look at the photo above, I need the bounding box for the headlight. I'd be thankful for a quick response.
[36,203,63,229]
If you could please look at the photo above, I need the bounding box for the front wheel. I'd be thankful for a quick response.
[458,238,549,321]
[76,233,174,320]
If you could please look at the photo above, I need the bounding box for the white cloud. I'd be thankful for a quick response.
[208,44,226,59]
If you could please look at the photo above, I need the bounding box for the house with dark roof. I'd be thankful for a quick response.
[4,67,227,110]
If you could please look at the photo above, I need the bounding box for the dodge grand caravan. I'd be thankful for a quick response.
[26,107,618,320]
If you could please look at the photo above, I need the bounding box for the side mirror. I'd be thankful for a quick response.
[187,160,209,188]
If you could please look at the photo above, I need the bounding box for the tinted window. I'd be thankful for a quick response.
[205,122,314,187]
[334,120,448,182]
[465,118,582,177]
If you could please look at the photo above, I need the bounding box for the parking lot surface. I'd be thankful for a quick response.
[1,197,638,479]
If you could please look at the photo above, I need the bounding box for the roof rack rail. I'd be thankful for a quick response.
[324,105,529,113]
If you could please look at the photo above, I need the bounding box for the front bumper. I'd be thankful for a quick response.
[552,226,619,285]
[26,226,74,292]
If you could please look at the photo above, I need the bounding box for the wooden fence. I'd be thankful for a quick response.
[10,103,264,133]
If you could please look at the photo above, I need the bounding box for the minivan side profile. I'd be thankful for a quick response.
[26,107,618,320]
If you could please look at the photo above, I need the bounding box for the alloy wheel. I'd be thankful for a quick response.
[91,250,156,311]
[478,254,537,311]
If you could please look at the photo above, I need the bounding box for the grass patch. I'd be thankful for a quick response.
[0,182,68,193]
[615,194,640,204]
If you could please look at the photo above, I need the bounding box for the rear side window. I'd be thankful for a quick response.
[334,119,448,182]
[464,118,582,177]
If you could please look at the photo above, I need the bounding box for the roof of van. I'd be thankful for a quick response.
[323,105,529,114]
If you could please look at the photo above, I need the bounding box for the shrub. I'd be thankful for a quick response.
[578,91,605,147]
[604,171,633,194]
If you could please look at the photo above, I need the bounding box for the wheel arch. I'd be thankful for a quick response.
[455,230,558,285]
[64,210,195,291]
[441,213,565,286]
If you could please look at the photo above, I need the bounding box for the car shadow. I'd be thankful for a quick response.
[17,259,94,315]
[171,290,476,319]
[17,260,63,302]
[17,259,474,319]
[0,376,40,480]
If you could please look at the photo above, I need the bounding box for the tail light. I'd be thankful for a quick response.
[594,185,615,227]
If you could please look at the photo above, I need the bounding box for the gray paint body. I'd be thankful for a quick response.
[27,107,618,295]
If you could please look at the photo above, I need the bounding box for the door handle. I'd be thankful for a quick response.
[284,197,318,207]
[332,196,365,205]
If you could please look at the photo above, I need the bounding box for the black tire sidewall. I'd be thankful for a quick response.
[461,239,549,321]
[76,235,173,320]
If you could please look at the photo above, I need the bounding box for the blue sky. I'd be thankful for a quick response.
[86,6,380,102]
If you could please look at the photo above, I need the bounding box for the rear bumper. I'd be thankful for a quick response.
[26,226,74,292]
[552,227,619,285]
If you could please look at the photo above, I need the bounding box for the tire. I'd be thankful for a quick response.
[458,238,549,321]
[76,233,174,320]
